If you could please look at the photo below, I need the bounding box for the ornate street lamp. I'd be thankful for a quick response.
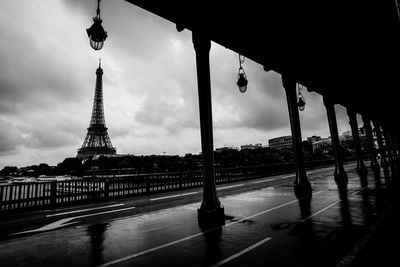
[86,0,107,50]
[297,83,306,111]
[236,54,248,93]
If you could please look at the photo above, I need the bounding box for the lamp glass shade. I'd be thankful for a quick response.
[297,97,306,111]
[237,73,248,93]
[86,17,107,50]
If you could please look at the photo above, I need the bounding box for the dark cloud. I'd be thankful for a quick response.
[60,0,95,15]
[210,60,289,132]
[0,14,92,116]
[134,92,198,134]
[0,118,22,154]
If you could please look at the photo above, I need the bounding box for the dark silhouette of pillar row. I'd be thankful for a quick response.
[282,75,312,198]
[192,31,224,226]
[382,127,398,179]
[391,133,400,181]
[346,108,367,186]
[323,97,348,188]
[362,116,380,180]
[373,121,390,182]
[390,133,400,163]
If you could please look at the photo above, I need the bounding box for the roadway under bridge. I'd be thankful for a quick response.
[0,163,399,266]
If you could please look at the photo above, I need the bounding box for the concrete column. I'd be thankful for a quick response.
[362,116,381,179]
[373,122,390,182]
[282,75,312,198]
[346,108,367,186]
[382,127,398,178]
[391,133,400,176]
[192,31,224,225]
[391,133,400,162]
[323,97,348,188]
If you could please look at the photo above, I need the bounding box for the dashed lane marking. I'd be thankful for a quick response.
[47,203,125,217]
[210,237,273,267]
[150,192,198,201]
[217,184,245,190]
[252,178,277,184]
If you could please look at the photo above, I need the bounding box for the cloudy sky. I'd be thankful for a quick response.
[0,0,360,169]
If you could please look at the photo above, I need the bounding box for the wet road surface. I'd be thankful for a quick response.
[0,162,395,267]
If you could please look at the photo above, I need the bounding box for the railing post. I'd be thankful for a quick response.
[146,176,150,194]
[0,186,3,212]
[50,181,57,207]
[104,179,109,199]
[179,173,183,189]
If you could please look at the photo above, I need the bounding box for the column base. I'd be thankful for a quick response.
[356,167,368,187]
[334,171,348,187]
[294,182,312,199]
[198,206,225,229]
[389,162,398,177]
[381,163,391,181]
[356,166,368,178]
[372,164,381,181]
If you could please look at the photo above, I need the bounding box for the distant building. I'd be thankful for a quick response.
[341,130,352,141]
[307,135,322,144]
[268,136,293,150]
[313,137,332,152]
[359,126,366,137]
[240,143,263,150]
[341,127,367,141]
[307,135,322,152]
[215,146,238,152]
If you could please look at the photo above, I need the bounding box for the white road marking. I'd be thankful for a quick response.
[11,218,79,234]
[252,178,276,184]
[47,203,125,217]
[300,187,366,222]
[307,162,357,175]
[300,200,342,222]
[98,186,337,267]
[150,192,198,201]
[141,225,168,233]
[210,237,273,267]
[217,184,245,190]
[307,167,334,175]
[98,231,207,267]
[11,206,136,235]
[252,174,296,184]
[279,174,295,179]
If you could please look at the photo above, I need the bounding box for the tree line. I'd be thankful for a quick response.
[1,138,370,177]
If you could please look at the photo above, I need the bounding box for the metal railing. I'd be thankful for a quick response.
[0,159,338,213]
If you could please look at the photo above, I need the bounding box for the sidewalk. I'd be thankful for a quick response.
[348,192,400,267]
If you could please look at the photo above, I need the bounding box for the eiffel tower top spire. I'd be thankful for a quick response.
[77,60,116,160]
[89,58,106,127]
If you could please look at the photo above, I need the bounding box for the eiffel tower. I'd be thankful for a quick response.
[77,59,116,160]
